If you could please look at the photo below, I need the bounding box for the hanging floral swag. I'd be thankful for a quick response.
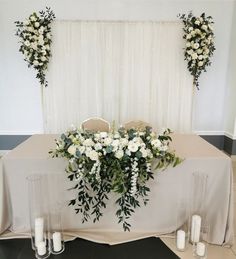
[178,12,215,89]
[15,7,55,87]
[50,126,182,231]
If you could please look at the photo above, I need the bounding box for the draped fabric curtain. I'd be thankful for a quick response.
[43,21,193,133]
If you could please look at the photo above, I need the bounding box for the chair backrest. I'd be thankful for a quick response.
[124,120,151,131]
[81,117,110,132]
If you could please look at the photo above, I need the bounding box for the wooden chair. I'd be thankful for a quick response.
[81,117,110,132]
[123,120,151,131]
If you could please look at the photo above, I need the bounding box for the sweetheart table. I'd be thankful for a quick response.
[0,134,233,245]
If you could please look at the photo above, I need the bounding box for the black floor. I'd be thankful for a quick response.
[0,237,180,259]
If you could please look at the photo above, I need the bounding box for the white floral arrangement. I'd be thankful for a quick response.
[15,7,55,87]
[51,126,182,231]
[179,12,215,89]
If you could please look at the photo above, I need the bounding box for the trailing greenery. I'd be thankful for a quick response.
[50,126,182,231]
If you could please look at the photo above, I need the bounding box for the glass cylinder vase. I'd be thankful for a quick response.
[193,224,210,259]
[49,206,65,254]
[27,174,50,259]
[175,199,189,252]
[190,172,208,245]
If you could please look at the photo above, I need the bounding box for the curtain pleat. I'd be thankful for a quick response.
[44,21,193,133]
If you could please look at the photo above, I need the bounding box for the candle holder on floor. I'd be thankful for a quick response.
[27,174,50,259]
[193,224,210,259]
[49,206,65,254]
[190,172,208,245]
[175,198,189,252]
[46,173,65,254]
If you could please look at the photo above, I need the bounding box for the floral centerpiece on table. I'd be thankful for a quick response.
[15,7,56,87]
[178,12,215,89]
[51,126,182,231]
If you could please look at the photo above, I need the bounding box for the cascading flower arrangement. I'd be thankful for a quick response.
[15,7,55,87]
[178,12,215,89]
[51,126,182,231]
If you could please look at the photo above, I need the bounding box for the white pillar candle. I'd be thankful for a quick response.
[35,217,44,247]
[37,241,46,256]
[176,230,186,250]
[191,215,201,243]
[196,242,206,257]
[52,232,62,252]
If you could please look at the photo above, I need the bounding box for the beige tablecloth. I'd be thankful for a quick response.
[0,134,234,245]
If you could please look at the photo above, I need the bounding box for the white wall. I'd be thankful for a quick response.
[224,1,236,139]
[0,0,235,135]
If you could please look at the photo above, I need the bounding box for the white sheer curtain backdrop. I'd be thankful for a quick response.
[44,21,193,133]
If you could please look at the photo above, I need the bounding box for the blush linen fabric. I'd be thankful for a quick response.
[0,134,233,245]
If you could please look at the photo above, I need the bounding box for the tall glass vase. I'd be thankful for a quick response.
[175,200,189,252]
[190,172,209,245]
[46,173,66,254]
[27,174,50,259]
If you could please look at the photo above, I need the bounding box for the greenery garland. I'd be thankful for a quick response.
[51,126,182,231]
[178,12,215,89]
[15,7,55,87]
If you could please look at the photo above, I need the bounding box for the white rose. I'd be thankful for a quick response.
[187,49,193,55]
[104,137,112,146]
[112,139,119,146]
[46,44,50,50]
[128,141,139,152]
[195,20,200,25]
[140,147,148,158]
[39,28,44,34]
[198,61,204,66]
[202,25,208,31]
[188,27,193,32]
[193,43,200,49]
[88,150,99,161]
[120,138,128,147]
[46,33,51,39]
[83,139,94,146]
[197,49,203,54]
[68,145,77,155]
[40,56,46,62]
[34,22,40,28]
[191,53,198,60]
[33,60,39,66]
[24,40,30,47]
[100,132,107,138]
[198,55,203,60]
[186,34,191,40]
[115,150,124,159]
